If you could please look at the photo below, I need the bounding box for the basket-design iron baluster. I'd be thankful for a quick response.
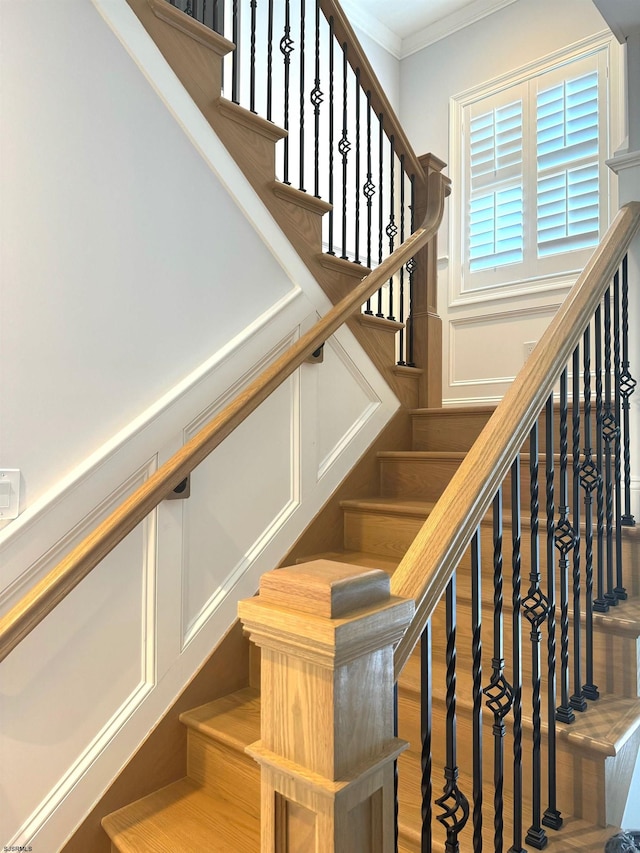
[483,488,514,853]
[421,621,433,853]
[593,305,609,613]
[543,397,563,830]
[435,575,470,853]
[353,69,361,264]
[524,423,550,849]
[570,347,587,712]
[510,456,527,853]
[603,284,619,605]
[581,324,600,700]
[326,16,335,254]
[386,136,397,320]
[376,116,384,317]
[620,255,637,526]
[613,271,627,599]
[363,92,375,313]
[556,368,577,724]
[398,157,407,364]
[471,529,483,853]
[310,0,322,198]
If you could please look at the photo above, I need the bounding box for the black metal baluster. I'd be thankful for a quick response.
[542,397,563,831]
[435,574,470,853]
[620,255,637,526]
[471,529,483,853]
[266,0,274,120]
[377,115,384,317]
[386,136,397,320]
[398,160,406,365]
[212,0,224,34]
[310,0,322,198]
[613,271,627,600]
[510,456,526,853]
[407,176,416,366]
[363,92,375,313]
[394,681,399,853]
[354,69,361,264]
[249,0,257,112]
[483,488,513,853]
[298,0,306,191]
[327,16,335,255]
[231,0,240,103]
[603,285,619,606]
[581,324,600,700]
[339,44,350,259]
[280,0,294,185]
[570,347,587,712]
[556,368,577,724]
[593,305,609,613]
[422,621,433,853]
[524,423,550,849]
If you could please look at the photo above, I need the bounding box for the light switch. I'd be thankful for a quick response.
[0,469,21,520]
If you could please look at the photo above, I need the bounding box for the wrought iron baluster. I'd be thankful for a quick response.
[510,456,526,853]
[581,324,600,700]
[620,255,637,526]
[377,115,384,317]
[398,160,406,365]
[556,368,576,724]
[249,0,257,112]
[386,136,397,320]
[327,16,335,254]
[231,0,240,104]
[613,271,627,600]
[593,305,609,613]
[570,346,587,712]
[311,0,322,198]
[280,0,294,185]
[212,0,224,34]
[354,69,361,264]
[543,397,563,830]
[435,573,470,853]
[471,529,483,853]
[407,176,416,366]
[524,423,550,849]
[266,0,274,120]
[421,621,433,853]
[339,43,350,260]
[363,92,375,312]
[483,487,513,853]
[394,681,399,853]
[298,0,306,191]
[603,284,619,605]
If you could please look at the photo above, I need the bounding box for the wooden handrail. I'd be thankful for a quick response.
[391,201,640,676]
[319,0,426,187]
[0,171,449,665]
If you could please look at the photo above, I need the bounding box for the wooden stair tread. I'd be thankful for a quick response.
[102,778,259,852]
[410,405,496,416]
[340,496,436,516]
[180,686,260,751]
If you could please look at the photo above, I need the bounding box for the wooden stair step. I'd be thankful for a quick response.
[102,778,259,853]
[410,405,495,452]
[180,686,260,750]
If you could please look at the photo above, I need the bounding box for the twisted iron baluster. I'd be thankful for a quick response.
[570,346,587,712]
[231,0,239,103]
[510,456,527,853]
[298,0,305,191]
[386,136,397,320]
[620,255,637,526]
[339,43,350,259]
[398,160,406,365]
[613,271,627,600]
[354,69,361,264]
[524,423,550,849]
[394,681,399,853]
[603,284,619,605]
[556,368,577,724]
[376,115,384,317]
[471,529,483,853]
[593,305,609,613]
[327,16,334,254]
[543,397,563,830]
[311,0,322,198]
[581,324,600,700]
[435,575,470,853]
[280,0,293,184]
[421,621,433,853]
[249,0,257,113]
[483,487,513,853]
[266,0,274,120]
[363,92,375,312]
[407,176,416,366]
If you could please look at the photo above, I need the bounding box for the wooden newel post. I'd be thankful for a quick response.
[238,560,414,853]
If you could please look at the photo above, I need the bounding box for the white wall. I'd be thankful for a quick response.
[398,0,622,404]
[354,26,401,114]
[0,1,399,849]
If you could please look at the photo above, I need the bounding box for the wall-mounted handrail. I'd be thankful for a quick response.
[391,201,640,676]
[0,170,449,666]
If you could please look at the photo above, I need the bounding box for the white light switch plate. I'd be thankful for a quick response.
[0,469,21,520]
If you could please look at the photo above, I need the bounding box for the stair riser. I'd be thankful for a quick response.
[187,730,260,820]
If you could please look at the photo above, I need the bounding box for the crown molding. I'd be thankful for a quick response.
[339,0,403,58]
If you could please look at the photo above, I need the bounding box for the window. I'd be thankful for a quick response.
[451,35,619,302]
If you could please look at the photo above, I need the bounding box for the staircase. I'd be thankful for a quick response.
[102,404,640,851]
